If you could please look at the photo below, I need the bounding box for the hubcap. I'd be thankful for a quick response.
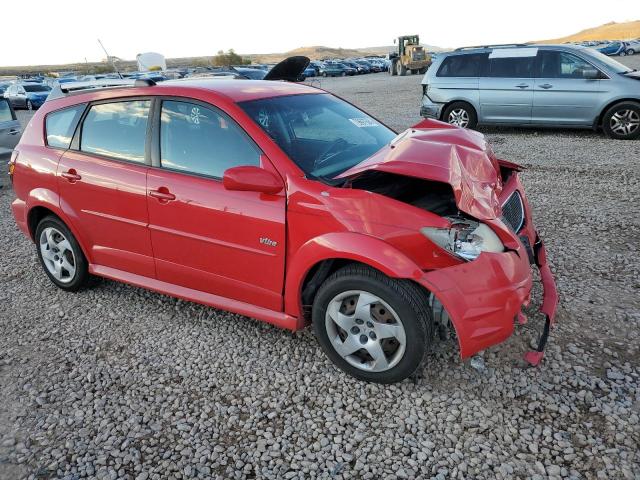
[448,108,470,128]
[610,109,640,136]
[325,290,407,372]
[39,227,76,283]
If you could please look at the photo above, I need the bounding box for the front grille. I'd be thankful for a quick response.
[502,191,525,232]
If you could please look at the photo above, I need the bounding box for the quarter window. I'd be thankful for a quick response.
[46,105,85,149]
[537,51,598,78]
[80,100,150,162]
[437,54,486,77]
[160,100,260,178]
[487,57,535,78]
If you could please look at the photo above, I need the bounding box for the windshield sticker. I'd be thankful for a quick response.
[258,109,270,128]
[190,106,203,125]
[349,117,379,128]
[489,48,538,58]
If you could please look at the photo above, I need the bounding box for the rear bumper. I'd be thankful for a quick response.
[11,198,30,238]
[418,232,558,362]
[420,94,444,119]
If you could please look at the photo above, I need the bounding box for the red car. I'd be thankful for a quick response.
[9,76,557,383]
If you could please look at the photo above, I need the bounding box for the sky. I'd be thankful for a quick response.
[1,0,638,66]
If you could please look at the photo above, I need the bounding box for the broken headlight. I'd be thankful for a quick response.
[420,217,504,261]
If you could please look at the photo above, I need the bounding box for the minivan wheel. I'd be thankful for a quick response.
[442,101,478,129]
[35,216,89,291]
[602,102,640,140]
[312,264,433,383]
[26,100,33,110]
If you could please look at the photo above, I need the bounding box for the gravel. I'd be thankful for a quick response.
[1,57,639,479]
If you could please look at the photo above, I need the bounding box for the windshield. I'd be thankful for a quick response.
[24,84,51,92]
[586,49,631,73]
[239,93,395,181]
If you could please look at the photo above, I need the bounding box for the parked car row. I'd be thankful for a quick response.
[568,39,640,56]
[307,58,390,78]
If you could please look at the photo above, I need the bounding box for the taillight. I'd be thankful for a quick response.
[8,150,18,179]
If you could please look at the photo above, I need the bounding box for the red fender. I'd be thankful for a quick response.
[284,232,423,323]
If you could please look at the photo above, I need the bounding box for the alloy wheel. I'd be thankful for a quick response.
[39,227,76,283]
[324,290,407,372]
[447,108,470,128]
[610,109,640,136]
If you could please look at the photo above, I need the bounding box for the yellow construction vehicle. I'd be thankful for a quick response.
[389,35,431,76]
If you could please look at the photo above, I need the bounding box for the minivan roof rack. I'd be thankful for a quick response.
[454,43,530,51]
[47,78,156,102]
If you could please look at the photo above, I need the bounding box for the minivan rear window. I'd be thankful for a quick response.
[437,53,487,77]
[46,105,85,149]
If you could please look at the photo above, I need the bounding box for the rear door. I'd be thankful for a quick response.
[0,98,21,151]
[57,99,155,277]
[479,49,536,124]
[146,99,286,311]
[532,50,603,125]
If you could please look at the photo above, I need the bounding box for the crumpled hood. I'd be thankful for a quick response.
[338,125,503,220]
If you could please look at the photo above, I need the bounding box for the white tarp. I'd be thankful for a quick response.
[488,48,538,58]
[136,52,166,72]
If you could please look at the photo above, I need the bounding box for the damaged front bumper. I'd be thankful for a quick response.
[418,231,558,365]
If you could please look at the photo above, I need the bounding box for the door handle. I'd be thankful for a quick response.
[61,169,81,182]
[539,83,553,89]
[515,83,529,89]
[149,188,176,202]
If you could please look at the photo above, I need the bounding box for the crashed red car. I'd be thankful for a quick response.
[9,74,557,383]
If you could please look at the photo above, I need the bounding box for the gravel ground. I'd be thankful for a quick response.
[1,57,639,480]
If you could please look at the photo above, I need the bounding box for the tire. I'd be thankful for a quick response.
[627,49,635,55]
[35,216,90,291]
[602,101,640,140]
[398,62,407,76]
[322,72,327,77]
[341,72,346,77]
[26,100,33,111]
[312,264,433,383]
[442,101,478,129]
[418,67,427,74]
[619,51,626,57]
[389,59,398,76]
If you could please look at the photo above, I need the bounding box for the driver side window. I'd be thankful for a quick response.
[538,51,598,79]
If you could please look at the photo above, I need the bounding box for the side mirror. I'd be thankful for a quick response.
[223,166,283,195]
[583,68,600,79]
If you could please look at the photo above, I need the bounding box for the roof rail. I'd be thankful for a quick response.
[47,78,156,101]
[454,43,530,51]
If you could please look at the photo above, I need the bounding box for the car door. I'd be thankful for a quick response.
[57,99,156,277]
[479,49,536,124]
[0,98,21,151]
[532,50,604,125]
[146,99,286,311]
[5,86,16,108]
[15,85,27,108]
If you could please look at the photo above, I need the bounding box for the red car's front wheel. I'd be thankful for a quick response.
[312,264,433,383]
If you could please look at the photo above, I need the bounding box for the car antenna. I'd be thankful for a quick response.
[98,39,124,79]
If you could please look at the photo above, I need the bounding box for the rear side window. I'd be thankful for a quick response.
[437,54,486,77]
[46,105,84,149]
[160,100,260,178]
[80,100,150,163]
[487,57,535,78]
[0,99,13,122]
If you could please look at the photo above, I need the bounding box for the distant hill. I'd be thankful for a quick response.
[538,20,640,43]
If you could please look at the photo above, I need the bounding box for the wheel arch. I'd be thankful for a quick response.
[284,233,424,325]
[25,195,92,263]
[596,97,640,127]
[439,99,478,121]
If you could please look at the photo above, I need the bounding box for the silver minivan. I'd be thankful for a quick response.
[421,44,640,139]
